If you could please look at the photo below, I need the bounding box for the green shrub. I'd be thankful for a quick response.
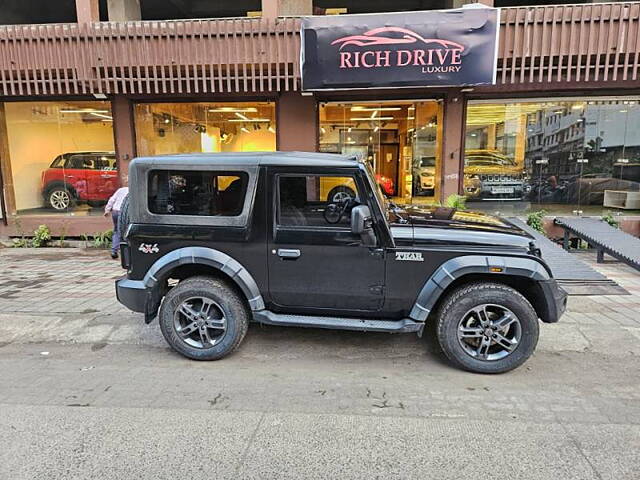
[526,210,547,234]
[601,212,619,229]
[445,194,467,210]
[91,230,113,249]
[31,224,51,248]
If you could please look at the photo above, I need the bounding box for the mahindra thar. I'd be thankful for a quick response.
[115,152,567,373]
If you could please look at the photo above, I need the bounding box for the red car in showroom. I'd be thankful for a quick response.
[41,152,119,210]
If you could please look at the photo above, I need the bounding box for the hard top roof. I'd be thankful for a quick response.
[130,151,360,168]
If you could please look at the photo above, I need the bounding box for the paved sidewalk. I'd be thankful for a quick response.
[1,247,639,354]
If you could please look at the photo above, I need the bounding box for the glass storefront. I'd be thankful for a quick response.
[134,102,276,156]
[465,97,640,215]
[319,101,442,203]
[4,101,116,216]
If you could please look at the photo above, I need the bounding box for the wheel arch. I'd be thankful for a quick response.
[44,180,78,199]
[410,255,552,323]
[144,247,265,317]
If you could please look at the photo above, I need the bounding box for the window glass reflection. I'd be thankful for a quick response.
[134,102,276,157]
[319,101,442,203]
[4,101,116,216]
[464,98,640,214]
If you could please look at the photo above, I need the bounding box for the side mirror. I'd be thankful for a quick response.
[351,205,370,234]
[351,205,376,246]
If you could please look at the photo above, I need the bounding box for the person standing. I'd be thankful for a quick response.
[104,184,129,259]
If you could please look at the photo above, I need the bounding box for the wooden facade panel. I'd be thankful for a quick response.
[0,17,300,95]
[0,4,639,96]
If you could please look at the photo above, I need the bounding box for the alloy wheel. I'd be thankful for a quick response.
[50,190,70,210]
[173,296,228,349]
[456,304,522,361]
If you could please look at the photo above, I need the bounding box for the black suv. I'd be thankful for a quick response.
[116,152,566,373]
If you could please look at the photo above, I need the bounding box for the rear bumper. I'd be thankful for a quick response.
[539,279,568,323]
[115,277,147,313]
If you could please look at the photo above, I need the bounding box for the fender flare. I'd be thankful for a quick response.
[143,246,265,311]
[409,255,551,322]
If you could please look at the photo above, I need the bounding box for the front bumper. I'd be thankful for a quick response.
[115,277,147,313]
[539,279,568,323]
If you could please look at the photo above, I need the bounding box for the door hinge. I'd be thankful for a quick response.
[369,285,384,295]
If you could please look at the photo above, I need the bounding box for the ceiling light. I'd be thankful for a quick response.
[321,127,326,134]
[268,126,275,133]
[373,126,379,132]
[89,112,113,120]
[370,111,378,119]
[235,112,249,120]
[241,127,250,133]
[59,109,109,114]
[407,116,415,120]
[208,107,257,113]
[347,127,352,132]
[228,118,271,122]
[351,116,393,121]
[351,107,401,111]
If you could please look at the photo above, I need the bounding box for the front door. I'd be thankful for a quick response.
[267,168,385,312]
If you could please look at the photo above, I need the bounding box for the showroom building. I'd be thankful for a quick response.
[0,0,639,236]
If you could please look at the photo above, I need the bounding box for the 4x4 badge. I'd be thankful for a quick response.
[395,251,424,262]
[139,243,159,254]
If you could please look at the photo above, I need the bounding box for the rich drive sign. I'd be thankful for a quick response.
[300,7,499,90]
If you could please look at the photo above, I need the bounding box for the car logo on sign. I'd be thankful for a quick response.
[395,251,424,262]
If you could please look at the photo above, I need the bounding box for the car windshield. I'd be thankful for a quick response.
[363,161,387,216]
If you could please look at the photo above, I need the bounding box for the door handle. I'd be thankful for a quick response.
[277,248,301,259]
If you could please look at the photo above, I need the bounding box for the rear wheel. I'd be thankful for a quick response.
[435,282,539,374]
[47,187,74,211]
[159,276,249,361]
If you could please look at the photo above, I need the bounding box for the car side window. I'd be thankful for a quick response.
[277,174,360,228]
[148,169,247,216]
[95,155,117,171]
[67,154,95,170]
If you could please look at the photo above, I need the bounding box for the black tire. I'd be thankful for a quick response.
[435,282,539,374]
[158,276,249,361]
[327,185,356,203]
[46,186,75,211]
[117,194,130,239]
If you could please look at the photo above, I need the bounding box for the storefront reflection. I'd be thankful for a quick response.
[465,98,640,215]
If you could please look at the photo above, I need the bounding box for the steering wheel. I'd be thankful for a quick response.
[323,198,352,224]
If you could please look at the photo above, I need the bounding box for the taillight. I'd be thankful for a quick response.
[120,242,130,269]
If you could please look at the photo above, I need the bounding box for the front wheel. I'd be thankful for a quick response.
[435,282,539,374]
[159,276,249,361]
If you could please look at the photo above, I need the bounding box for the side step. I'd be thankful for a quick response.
[253,310,423,334]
